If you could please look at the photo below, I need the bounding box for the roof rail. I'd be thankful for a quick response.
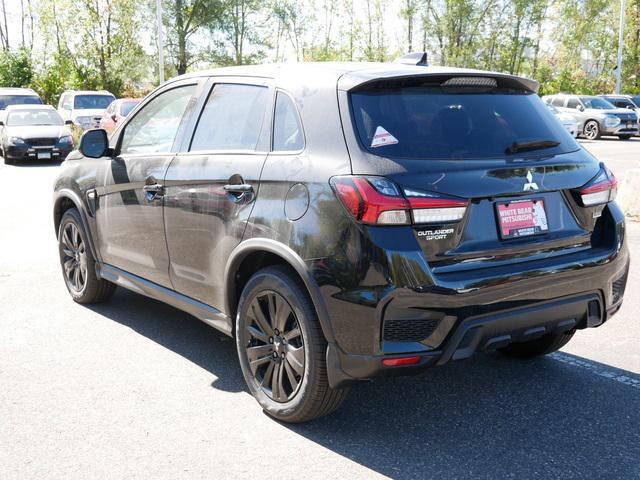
[394,52,428,66]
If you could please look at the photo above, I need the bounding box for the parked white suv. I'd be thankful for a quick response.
[57,90,115,130]
[542,94,638,140]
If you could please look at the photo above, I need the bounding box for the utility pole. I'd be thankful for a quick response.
[615,0,625,93]
[156,0,165,84]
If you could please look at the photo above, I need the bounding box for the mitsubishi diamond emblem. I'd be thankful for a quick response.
[523,170,539,191]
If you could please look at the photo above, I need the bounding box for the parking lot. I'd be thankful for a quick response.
[1,138,639,479]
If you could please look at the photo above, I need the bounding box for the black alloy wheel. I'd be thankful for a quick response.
[236,266,348,422]
[60,221,88,294]
[244,290,305,402]
[57,208,116,303]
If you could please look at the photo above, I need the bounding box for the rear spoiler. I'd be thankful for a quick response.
[338,67,539,94]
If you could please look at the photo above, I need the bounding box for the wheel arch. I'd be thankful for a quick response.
[53,189,99,260]
[224,238,335,344]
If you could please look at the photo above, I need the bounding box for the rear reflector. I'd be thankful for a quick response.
[382,355,422,367]
[331,176,468,226]
[579,165,617,207]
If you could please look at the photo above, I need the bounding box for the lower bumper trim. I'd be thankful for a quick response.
[327,291,606,389]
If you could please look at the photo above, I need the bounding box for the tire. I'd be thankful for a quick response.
[58,208,116,304]
[583,120,600,140]
[236,265,348,423]
[618,135,632,140]
[498,330,575,359]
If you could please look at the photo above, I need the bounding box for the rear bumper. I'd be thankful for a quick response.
[327,286,625,388]
[323,202,629,389]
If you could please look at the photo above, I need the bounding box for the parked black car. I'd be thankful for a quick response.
[53,58,629,422]
[2,105,74,164]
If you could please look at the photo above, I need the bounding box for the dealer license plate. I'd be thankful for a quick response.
[496,199,549,239]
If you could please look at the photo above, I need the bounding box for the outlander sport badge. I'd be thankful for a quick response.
[523,170,539,191]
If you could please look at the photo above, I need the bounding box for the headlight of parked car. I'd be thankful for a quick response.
[58,135,73,145]
[604,116,621,128]
[7,136,27,146]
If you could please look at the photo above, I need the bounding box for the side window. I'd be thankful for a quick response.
[61,95,72,110]
[552,97,564,107]
[190,83,268,151]
[120,84,196,155]
[272,92,304,152]
[567,98,580,109]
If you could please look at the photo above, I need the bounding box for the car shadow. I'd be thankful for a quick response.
[89,288,640,479]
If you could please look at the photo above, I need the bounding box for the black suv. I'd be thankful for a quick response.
[53,59,629,422]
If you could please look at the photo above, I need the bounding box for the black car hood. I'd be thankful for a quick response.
[4,125,70,139]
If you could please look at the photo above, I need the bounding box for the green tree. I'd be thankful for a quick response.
[162,0,222,75]
[0,48,33,87]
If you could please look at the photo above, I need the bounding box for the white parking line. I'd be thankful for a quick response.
[550,352,640,390]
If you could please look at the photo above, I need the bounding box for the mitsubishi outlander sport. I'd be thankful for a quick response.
[53,57,629,422]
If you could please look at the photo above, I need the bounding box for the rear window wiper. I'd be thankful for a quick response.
[505,139,560,155]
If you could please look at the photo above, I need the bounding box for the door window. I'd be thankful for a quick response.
[272,92,304,151]
[551,97,565,107]
[566,98,580,109]
[120,84,196,155]
[190,84,268,151]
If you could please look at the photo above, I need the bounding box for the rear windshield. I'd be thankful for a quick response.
[74,94,114,110]
[0,95,42,110]
[350,80,577,159]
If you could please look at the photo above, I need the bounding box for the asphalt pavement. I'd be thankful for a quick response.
[1,139,639,479]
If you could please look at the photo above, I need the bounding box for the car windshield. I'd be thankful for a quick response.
[631,96,640,107]
[350,82,576,159]
[74,94,114,110]
[120,101,139,117]
[0,95,42,110]
[580,97,615,109]
[6,109,64,126]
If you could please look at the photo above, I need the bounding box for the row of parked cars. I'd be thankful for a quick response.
[0,87,140,164]
[1,85,638,166]
[543,93,640,140]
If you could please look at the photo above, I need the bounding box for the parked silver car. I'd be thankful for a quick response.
[542,94,638,140]
[599,94,640,136]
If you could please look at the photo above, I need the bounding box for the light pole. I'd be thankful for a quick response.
[156,0,165,84]
[615,0,625,93]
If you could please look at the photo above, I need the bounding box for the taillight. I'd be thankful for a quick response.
[579,165,618,207]
[330,176,468,225]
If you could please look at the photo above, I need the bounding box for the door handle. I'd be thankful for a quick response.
[223,183,253,194]
[143,183,164,194]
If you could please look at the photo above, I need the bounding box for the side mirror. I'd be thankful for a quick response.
[0,120,4,126]
[64,119,73,125]
[577,105,585,112]
[79,129,109,158]
[111,114,117,122]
